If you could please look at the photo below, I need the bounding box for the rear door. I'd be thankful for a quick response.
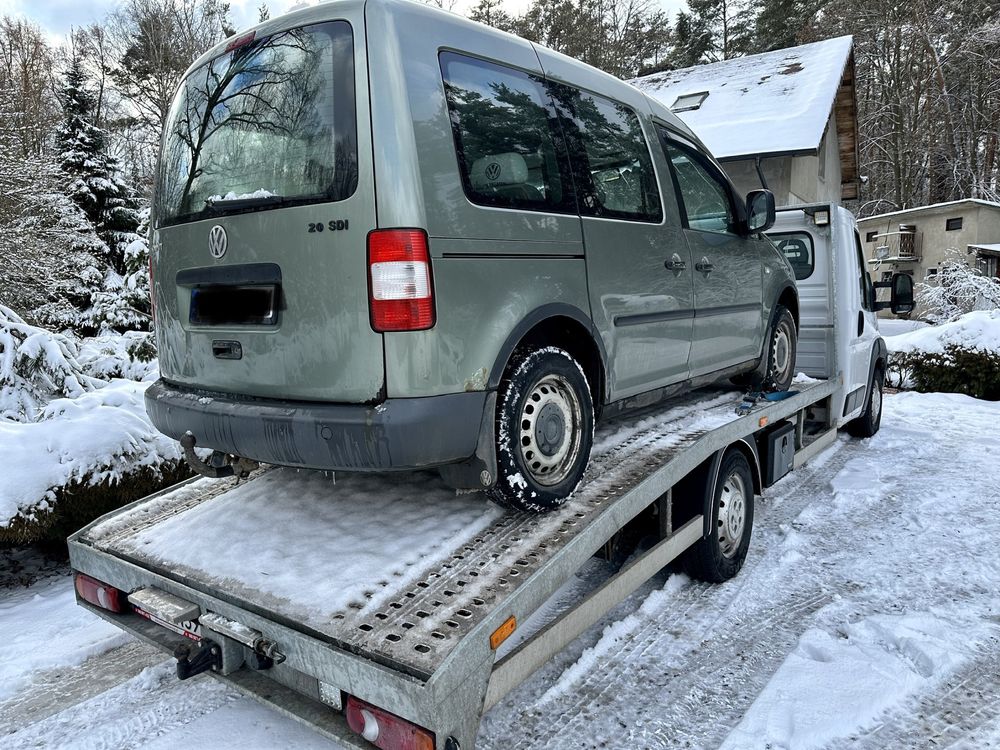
[660,133,763,376]
[152,17,382,403]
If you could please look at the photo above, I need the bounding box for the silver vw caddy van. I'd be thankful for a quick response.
[146,0,799,512]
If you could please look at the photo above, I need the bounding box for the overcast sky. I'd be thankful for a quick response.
[2,0,684,42]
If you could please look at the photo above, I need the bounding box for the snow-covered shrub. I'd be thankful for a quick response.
[0,305,99,422]
[78,331,158,381]
[915,249,1000,323]
[891,345,1000,400]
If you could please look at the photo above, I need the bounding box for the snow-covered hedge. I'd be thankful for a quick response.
[0,304,99,422]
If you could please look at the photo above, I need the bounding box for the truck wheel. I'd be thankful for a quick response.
[487,347,594,512]
[755,305,796,392]
[848,366,884,438]
[681,449,754,582]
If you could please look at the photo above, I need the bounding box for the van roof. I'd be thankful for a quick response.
[186,0,701,146]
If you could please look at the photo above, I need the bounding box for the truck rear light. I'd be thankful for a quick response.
[345,696,434,750]
[367,229,434,332]
[74,572,127,613]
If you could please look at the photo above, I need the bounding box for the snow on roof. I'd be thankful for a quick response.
[859,199,1000,223]
[632,36,854,160]
[971,243,1000,254]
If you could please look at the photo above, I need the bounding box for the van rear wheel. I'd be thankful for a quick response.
[756,305,797,392]
[487,348,594,512]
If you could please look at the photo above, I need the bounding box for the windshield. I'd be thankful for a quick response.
[156,21,357,227]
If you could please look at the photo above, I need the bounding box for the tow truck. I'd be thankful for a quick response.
[69,204,913,750]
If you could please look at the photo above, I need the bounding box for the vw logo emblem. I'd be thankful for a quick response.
[208,225,228,259]
[485,162,502,181]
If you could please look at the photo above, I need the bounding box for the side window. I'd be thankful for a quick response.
[662,136,735,234]
[769,231,815,280]
[548,84,661,222]
[854,231,874,311]
[439,52,572,213]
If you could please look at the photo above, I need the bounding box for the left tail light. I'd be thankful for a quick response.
[345,696,434,750]
[74,572,128,613]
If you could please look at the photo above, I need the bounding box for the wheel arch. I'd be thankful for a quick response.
[775,282,799,330]
[488,303,608,409]
[701,441,762,540]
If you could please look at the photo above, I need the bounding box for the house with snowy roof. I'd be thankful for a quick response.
[632,36,859,207]
[857,199,1000,312]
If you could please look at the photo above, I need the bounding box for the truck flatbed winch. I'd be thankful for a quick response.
[68,204,913,750]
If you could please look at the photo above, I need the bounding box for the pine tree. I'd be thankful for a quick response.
[470,0,515,32]
[685,0,754,62]
[54,58,148,334]
[750,0,817,53]
[668,11,714,68]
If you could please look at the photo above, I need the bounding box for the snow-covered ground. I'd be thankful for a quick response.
[883,309,1000,354]
[2,389,999,749]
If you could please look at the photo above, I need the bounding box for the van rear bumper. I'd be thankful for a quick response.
[145,380,488,471]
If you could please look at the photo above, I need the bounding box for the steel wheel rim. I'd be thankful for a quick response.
[871,379,882,422]
[771,324,792,384]
[518,373,583,487]
[717,472,747,558]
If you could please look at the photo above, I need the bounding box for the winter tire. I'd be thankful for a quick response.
[755,305,797,392]
[487,347,594,512]
[681,449,754,583]
[848,366,884,438]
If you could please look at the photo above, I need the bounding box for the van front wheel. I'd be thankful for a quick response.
[487,348,594,512]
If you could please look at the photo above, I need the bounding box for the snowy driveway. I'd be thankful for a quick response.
[2,391,999,749]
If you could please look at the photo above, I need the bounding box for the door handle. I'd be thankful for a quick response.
[695,257,715,273]
[664,253,687,272]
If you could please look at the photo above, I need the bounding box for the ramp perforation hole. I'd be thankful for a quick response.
[516,558,528,566]
[472,598,485,606]
[405,592,416,598]
[415,644,431,654]
[498,578,508,586]
[509,569,520,577]
[416,610,429,618]
[417,581,429,588]
[390,602,402,609]
[445,620,459,628]
[385,633,401,642]
[457,580,466,587]
[431,600,443,607]
[375,613,388,620]
[359,624,373,632]
[402,622,414,630]
[469,571,479,577]
[444,589,456,597]
[431,631,445,640]
[456,609,472,618]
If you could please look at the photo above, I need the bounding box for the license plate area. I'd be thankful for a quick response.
[129,587,203,641]
[190,284,278,326]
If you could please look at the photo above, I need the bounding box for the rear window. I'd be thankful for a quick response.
[440,52,574,214]
[769,231,815,280]
[156,21,357,227]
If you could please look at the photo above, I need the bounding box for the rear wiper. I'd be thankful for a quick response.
[204,194,286,212]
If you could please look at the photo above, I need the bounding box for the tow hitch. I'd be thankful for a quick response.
[174,639,222,680]
[180,432,258,479]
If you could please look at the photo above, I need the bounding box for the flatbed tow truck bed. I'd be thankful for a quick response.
[69,378,839,750]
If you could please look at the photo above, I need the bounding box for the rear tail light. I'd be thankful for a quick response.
[345,696,434,750]
[74,572,127,613]
[367,229,435,332]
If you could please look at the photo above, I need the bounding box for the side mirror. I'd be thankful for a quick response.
[745,189,775,234]
[874,272,915,314]
[890,272,914,315]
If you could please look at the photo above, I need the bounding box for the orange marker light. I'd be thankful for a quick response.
[759,416,769,428]
[490,616,517,650]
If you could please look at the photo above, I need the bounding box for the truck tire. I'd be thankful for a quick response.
[681,449,754,582]
[847,366,884,438]
[755,305,796,392]
[487,347,594,512]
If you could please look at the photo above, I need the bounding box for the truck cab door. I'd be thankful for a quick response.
[844,229,880,417]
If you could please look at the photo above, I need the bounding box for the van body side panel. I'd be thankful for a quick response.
[152,11,383,403]
[383,253,591,398]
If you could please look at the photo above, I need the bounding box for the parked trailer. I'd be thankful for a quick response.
[68,204,912,749]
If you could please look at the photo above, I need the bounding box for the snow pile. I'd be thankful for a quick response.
[885,309,1000,354]
[206,189,276,202]
[0,574,130,701]
[0,304,100,422]
[0,379,182,528]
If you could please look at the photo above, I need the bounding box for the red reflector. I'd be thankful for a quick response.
[74,573,127,613]
[367,229,435,332]
[345,696,434,750]
[225,30,256,52]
